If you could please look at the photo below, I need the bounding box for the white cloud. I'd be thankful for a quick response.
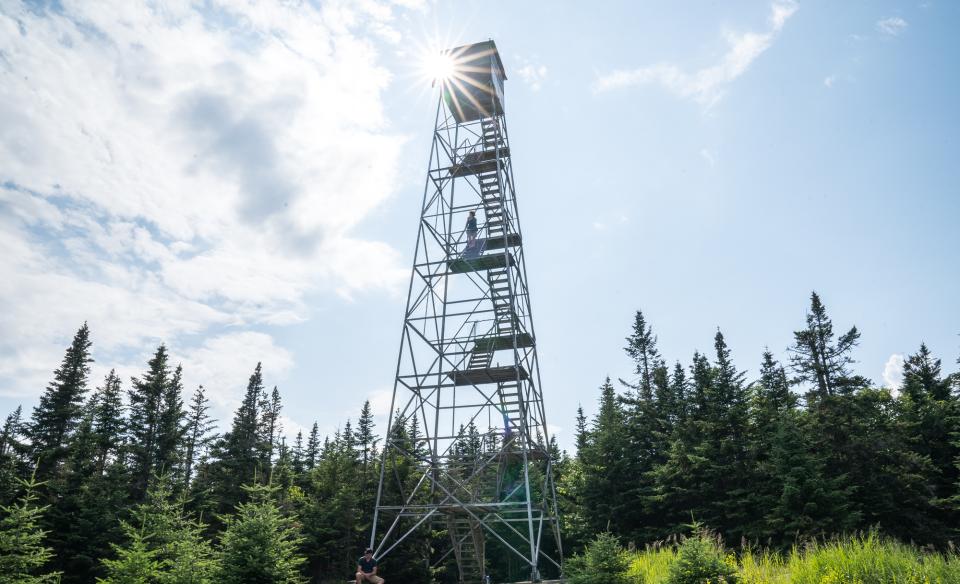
[882,354,905,393]
[593,0,798,107]
[0,1,411,400]
[516,58,548,91]
[876,17,908,37]
[366,387,396,417]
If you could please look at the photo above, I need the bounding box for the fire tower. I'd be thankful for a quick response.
[370,41,563,582]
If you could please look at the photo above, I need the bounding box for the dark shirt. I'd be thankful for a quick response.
[466,217,477,232]
[358,556,378,574]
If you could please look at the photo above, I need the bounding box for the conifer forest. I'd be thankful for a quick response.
[1,291,958,583]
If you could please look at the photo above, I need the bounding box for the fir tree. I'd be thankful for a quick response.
[0,406,26,503]
[0,476,61,583]
[291,431,305,476]
[217,483,306,584]
[156,364,186,482]
[574,405,588,454]
[580,377,629,535]
[789,292,865,399]
[305,422,320,471]
[91,370,125,475]
[258,386,283,473]
[128,344,173,499]
[183,385,216,489]
[99,475,219,583]
[209,363,267,514]
[27,322,93,478]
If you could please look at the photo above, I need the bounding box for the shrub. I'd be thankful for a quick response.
[566,531,632,584]
[665,525,738,584]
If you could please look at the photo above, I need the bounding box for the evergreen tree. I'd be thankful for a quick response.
[900,343,959,530]
[99,475,218,583]
[209,363,267,515]
[91,370,125,475]
[0,406,27,503]
[27,322,93,478]
[97,527,159,584]
[183,385,216,489]
[580,378,629,535]
[218,483,306,584]
[259,386,283,472]
[789,292,865,399]
[0,476,61,583]
[305,422,320,470]
[156,364,186,482]
[574,405,588,454]
[128,344,174,499]
[624,310,661,396]
[763,405,856,544]
[291,431,305,476]
[619,311,667,540]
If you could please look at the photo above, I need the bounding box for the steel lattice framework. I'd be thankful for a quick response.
[370,41,562,583]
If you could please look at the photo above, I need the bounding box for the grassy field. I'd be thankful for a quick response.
[568,530,960,584]
[627,533,960,583]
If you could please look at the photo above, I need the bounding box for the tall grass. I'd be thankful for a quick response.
[625,532,960,584]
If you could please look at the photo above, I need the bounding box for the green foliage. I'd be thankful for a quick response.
[99,475,218,584]
[98,528,160,584]
[565,532,631,584]
[3,294,960,582]
[628,531,960,584]
[665,525,738,584]
[0,476,61,583]
[217,483,306,584]
[27,322,93,478]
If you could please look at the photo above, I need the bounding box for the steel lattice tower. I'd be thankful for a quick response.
[370,41,562,583]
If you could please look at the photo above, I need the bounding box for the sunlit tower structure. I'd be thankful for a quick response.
[370,41,562,583]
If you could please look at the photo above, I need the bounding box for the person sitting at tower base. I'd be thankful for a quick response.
[356,548,384,584]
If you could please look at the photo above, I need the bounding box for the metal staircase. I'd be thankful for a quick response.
[448,515,486,583]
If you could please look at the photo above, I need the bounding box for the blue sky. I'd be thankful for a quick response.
[1,0,957,451]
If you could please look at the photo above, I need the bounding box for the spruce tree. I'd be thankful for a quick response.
[619,311,667,540]
[128,344,173,499]
[99,475,218,583]
[217,483,306,584]
[156,364,186,482]
[91,370,125,475]
[901,343,958,513]
[0,476,61,583]
[305,422,320,471]
[580,377,629,535]
[183,385,216,489]
[574,405,588,454]
[789,292,865,399]
[209,363,267,514]
[0,407,26,503]
[27,322,93,478]
[258,386,283,472]
[291,431,305,476]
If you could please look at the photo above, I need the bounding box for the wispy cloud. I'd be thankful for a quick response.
[516,58,548,91]
[0,1,411,413]
[700,148,718,167]
[876,16,908,37]
[593,1,798,107]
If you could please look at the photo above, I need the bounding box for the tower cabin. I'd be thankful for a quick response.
[442,40,507,123]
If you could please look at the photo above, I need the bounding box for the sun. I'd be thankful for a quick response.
[422,50,456,84]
